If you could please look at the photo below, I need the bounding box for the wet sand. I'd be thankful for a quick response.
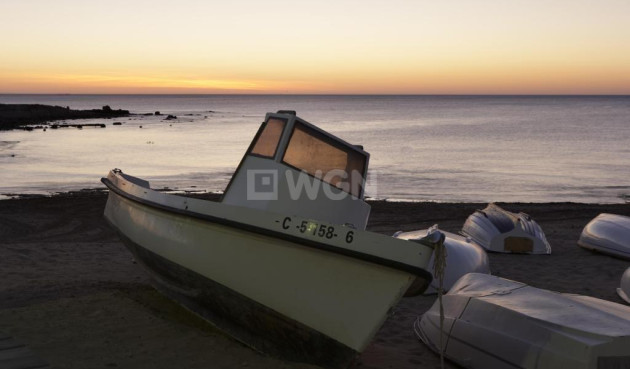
[0,191,628,369]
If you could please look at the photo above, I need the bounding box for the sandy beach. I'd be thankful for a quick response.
[1,191,629,369]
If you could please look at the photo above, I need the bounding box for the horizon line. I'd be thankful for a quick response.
[1,93,630,97]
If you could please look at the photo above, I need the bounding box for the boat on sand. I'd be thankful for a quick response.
[394,226,490,293]
[102,111,438,369]
[461,203,551,254]
[415,273,630,369]
[578,213,630,260]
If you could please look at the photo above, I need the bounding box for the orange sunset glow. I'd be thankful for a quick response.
[1,0,629,94]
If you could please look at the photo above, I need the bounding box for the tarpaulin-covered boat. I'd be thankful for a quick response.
[415,273,630,369]
[394,226,490,293]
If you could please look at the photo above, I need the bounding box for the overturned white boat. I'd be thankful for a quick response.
[394,226,490,294]
[618,267,630,304]
[416,273,630,369]
[102,111,438,369]
[461,203,551,254]
[578,213,630,260]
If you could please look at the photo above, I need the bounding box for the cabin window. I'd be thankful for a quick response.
[250,118,286,158]
[283,123,366,198]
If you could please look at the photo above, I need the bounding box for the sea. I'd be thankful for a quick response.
[1,94,629,203]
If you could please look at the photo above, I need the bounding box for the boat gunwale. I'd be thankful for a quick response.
[577,240,630,260]
[101,176,433,282]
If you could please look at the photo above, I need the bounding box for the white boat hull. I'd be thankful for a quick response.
[416,273,630,369]
[394,228,490,293]
[102,170,434,368]
[461,203,551,254]
[578,213,630,260]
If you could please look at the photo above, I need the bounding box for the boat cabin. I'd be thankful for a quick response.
[222,111,371,230]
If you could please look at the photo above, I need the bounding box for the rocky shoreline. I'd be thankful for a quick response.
[0,103,130,130]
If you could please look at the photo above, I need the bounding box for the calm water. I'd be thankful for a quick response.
[1,94,629,203]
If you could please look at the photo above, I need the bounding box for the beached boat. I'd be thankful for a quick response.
[618,267,630,304]
[394,226,490,293]
[578,213,630,260]
[461,203,551,254]
[415,273,630,369]
[101,111,437,369]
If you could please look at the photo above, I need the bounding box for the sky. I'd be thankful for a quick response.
[1,0,629,94]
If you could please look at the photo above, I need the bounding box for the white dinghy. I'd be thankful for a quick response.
[578,213,630,260]
[394,226,490,294]
[461,203,551,254]
[618,267,630,304]
[102,111,438,369]
[415,273,630,369]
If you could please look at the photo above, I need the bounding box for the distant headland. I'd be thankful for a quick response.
[0,104,130,130]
